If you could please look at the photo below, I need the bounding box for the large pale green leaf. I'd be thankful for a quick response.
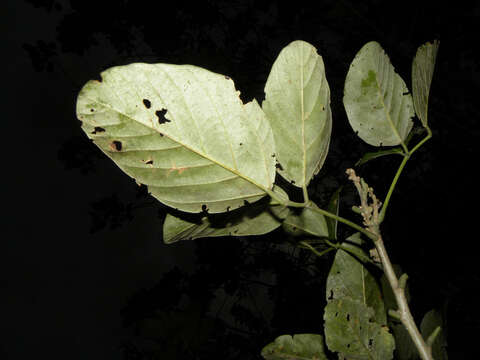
[420,309,448,360]
[263,40,332,187]
[282,203,329,238]
[326,233,386,325]
[324,298,395,360]
[261,334,328,360]
[163,188,290,243]
[76,63,276,213]
[344,41,414,147]
[412,40,439,127]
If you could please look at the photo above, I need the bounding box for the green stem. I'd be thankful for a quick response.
[379,128,432,223]
[302,185,310,204]
[409,126,432,156]
[306,203,378,241]
[299,241,335,257]
[378,154,409,223]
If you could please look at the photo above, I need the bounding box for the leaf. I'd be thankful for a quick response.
[326,233,386,325]
[324,298,395,360]
[420,309,448,360]
[412,40,439,127]
[339,233,376,267]
[344,41,414,147]
[391,324,418,360]
[282,202,329,238]
[355,148,405,166]
[76,63,276,213]
[163,187,290,243]
[261,334,328,360]
[326,187,341,240]
[263,40,332,187]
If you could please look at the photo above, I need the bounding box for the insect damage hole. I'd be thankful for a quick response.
[91,127,105,134]
[155,109,170,124]
[143,99,151,109]
[109,140,122,151]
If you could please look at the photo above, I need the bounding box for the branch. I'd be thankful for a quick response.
[346,169,434,360]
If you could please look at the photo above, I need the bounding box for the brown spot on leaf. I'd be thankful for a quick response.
[109,140,122,151]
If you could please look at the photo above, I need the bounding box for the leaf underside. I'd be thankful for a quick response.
[324,298,395,360]
[326,233,386,326]
[77,63,276,213]
[344,41,414,147]
[263,40,332,187]
[412,40,439,127]
[163,187,290,243]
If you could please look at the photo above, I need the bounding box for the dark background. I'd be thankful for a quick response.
[2,0,479,359]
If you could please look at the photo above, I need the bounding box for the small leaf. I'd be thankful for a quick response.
[412,40,439,127]
[261,334,328,360]
[420,309,448,360]
[344,41,414,147]
[77,63,276,213]
[324,298,395,360]
[163,193,289,243]
[283,202,329,238]
[326,233,386,325]
[355,148,405,166]
[263,40,332,187]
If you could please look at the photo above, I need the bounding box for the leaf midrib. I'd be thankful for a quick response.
[82,95,271,194]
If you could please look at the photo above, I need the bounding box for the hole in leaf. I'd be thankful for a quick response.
[109,140,122,151]
[275,162,284,171]
[145,159,153,165]
[226,206,231,211]
[143,99,151,109]
[91,127,105,134]
[290,180,295,185]
[328,290,333,300]
[239,142,243,146]
[201,204,208,212]
[347,344,350,348]
[335,312,338,317]
[403,91,410,95]
[90,108,95,112]
[271,153,275,158]
[156,109,170,124]
[346,314,350,321]
[243,200,250,206]
[368,339,373,347]
[159,133,164,137]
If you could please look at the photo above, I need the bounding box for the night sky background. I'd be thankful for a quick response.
[2,0,479,359]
